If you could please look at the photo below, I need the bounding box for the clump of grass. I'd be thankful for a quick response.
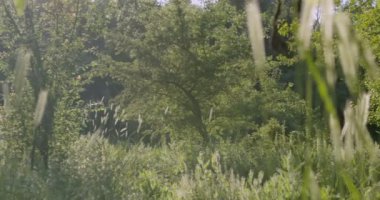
[246,0,379,198]
[0,1,379,199]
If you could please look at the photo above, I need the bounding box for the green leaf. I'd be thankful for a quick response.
[341,171,362,200]
[14,0,26,16]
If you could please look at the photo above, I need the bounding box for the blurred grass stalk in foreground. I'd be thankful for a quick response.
[247,0,378,161]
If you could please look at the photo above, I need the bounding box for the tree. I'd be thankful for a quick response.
[89,0,306,143]
[0,0,95,169]
[95,0,247,141]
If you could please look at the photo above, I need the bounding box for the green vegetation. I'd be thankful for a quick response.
[0,0,379,199]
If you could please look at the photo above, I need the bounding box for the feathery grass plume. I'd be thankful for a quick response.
[13,0,26,16]
[308,171,320,200]
[361,43,378,80]
[335,13,359,95]
[321,0,336,89]
[14,48,31,98]
[340,101,355,160]
[208,107,213,122]
[329,114,342,160]
[357,93,370,127]
[246,0,266,72]
[354,93,375,156]
[164,106,169,115]
[298,0,318,52]
[34,90,48,127]
[341,93,375,160]
[1,82,9,110]
[302,166,321,200]
[137,114,143,133]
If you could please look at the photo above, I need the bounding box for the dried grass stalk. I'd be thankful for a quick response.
[341,93,374,160]
[14,48,32,97]
[321,0,336,88]
[298,0,318,52]
[34,90,48,127]
[329,114,342,160]
[246,0,266,71]
[335,13,359,94]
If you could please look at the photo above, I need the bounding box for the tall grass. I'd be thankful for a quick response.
[248,0,378,158]
[245,0,380,198]
[246,0,266,72]
[0,0,379,199]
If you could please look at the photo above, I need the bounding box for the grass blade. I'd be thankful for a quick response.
[34,90,48,127]
[246,0,266,72]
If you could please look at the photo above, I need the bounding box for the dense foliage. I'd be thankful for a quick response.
[0,0,379,199]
